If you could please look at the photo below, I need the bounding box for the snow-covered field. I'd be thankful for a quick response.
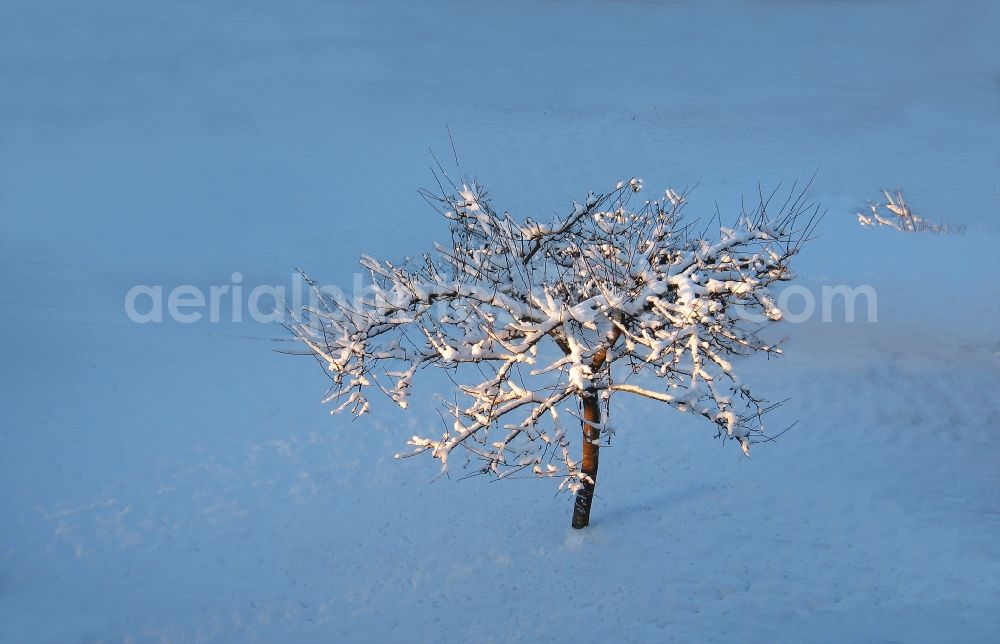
[2,0,999,641]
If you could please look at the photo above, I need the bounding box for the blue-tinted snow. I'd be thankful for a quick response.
[1,0,998,641]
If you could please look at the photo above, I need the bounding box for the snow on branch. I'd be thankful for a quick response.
[289,173,819,489]
[857,190,964,234]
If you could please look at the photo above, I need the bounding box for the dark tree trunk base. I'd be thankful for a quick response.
[571,390,601,529]
[571,480,596,528]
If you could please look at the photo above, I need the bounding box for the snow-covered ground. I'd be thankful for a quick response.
[2,0,999,641]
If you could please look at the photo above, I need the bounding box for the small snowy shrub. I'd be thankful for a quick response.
[289,174,818,528]
[857,190,964,234]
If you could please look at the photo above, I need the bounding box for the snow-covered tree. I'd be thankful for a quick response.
[289,174,818,528]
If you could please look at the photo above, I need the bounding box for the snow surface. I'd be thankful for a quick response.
[2,0,999,641]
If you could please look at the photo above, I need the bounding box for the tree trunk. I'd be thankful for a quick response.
[571,390,601,529]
